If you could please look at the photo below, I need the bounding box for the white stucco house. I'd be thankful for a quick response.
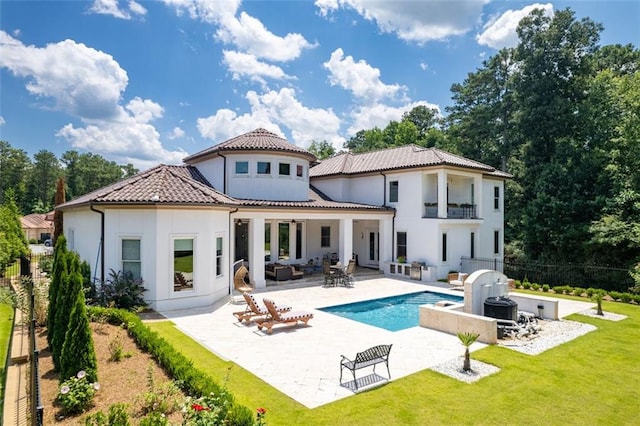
[59,128,511,311]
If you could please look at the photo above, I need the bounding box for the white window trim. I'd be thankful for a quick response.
[257,161,272,177]
[120,235,142,279]
[171,235,197,294]
[234,160,249,176]
[215,234,224,278]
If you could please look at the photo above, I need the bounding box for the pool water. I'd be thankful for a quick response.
[320,291,463,332]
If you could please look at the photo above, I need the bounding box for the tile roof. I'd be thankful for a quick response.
[20,213,53,229]
[58,165,391,213]
[309,144,512,178]
[236,186,393,211]
[183,128,316,163]
[58,165,237,209]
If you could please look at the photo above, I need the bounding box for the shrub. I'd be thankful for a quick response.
[29,238,38,244]
[227,404,257,426]
[138,412,169,426]
[39,255,53,274]
[619,292,631,303]
[97,269,147,310]
[14,276,49,326]
[139,364,181,416]
[531,283,540,291]
[586,288,596,297]
[542,284,550,292]
[182,390,232,426]
[608,291,623,301]
[47,235,68,354]
[522,281,531,290]
[57,371,100,415]
[83,403,130,426]
[108,330,131,362]
[572,287,585,297]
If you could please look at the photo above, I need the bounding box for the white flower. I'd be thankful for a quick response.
[60,385,70,394]
[93,382,101,390]
[76,370,86,379]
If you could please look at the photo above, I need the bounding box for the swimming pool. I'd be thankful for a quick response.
[319,291,463,332]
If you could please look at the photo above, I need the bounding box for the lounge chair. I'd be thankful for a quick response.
[448,272,468,290]
[232,292,292,323]
[234,265,255,294]
[257,298,314,334]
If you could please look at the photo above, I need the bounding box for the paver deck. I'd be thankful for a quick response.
[160,277,595,408]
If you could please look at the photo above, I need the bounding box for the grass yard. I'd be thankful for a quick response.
[148,296,640,425]
[0,303,15,420]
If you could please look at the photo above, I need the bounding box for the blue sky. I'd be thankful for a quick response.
[1,0,638,169]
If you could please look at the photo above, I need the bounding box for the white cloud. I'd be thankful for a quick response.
[216,12,316,62]
[324,48,406,104]
[347,101,440,136]
[163,0,240,24]
[0,31,127,119]
[168,127,185,140]
[419,62,429,71]
[477,3,554,49]
[0,116,5,126]
[197,88,343,149]
[0,31,185,169]
[222,50,294,83]
[315,0,488,44]
[88,0,147,20]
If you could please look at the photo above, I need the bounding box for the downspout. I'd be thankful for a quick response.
[218,153,227,194]
[90,204,105,285]
[381,172,396,262]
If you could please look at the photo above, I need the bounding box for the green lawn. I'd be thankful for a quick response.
[148,297,640,425]
[0,303,15,420]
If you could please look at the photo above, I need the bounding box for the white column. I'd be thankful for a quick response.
[378,216,393,268]
[338,218,353,266]
[250,217,266,288]
[437,170,447,218]
[474,175,482,218]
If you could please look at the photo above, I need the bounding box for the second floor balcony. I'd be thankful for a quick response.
[424,203,478,219]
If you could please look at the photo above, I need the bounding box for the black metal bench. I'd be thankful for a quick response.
[340,344,392,390]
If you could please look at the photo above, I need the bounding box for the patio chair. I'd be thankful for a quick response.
[233,292,292,323]
[448,272,468,290]
[323,259,336,287]
[234,265,255,294]
[257,298,314,334]
[342,259,356,288]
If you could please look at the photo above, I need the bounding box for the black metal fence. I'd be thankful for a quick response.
[21,255,44,426]
[461,256,634,292]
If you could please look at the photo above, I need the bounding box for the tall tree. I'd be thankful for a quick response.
[514,8,603,262]
[0,141,31,212]
[61,150,127,199]
[307,140,336,160]
[53,177,65,246]
[26,150,61,213]
[0,193,29,271]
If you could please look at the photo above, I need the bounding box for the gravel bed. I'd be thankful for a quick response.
[430,357,500,384]
[577,309,627,321]
[497,319,596,355]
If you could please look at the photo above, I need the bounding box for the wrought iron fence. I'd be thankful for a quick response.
[461,256,634,292]
[21,255,45,426]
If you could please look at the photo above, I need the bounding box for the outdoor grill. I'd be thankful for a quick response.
[484,296,518,321]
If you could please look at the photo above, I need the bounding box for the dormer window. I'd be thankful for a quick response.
[257,161,271,175]
[279,162,291,176]
[235,161,248,175]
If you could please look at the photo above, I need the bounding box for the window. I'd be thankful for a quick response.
[295,222,302,260]
[389,181,399,203]
[321,226,331,247]
[494,186,500,210]
[215,237,223,277]
[296,164,303,177]
[235,161,248,174]
[494,230,500,254]
[173,238,194,291]
[470,232,475,259]
[122,238,141,279]
[442,233,447,262]
[257,161,271,175]
[278,222,290,260]
[279,162,290,176]
[396,231,407,259]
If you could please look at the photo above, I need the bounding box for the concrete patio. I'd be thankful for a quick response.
[159,277,595,409]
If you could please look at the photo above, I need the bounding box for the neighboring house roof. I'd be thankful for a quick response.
[58,165,237,209]
[183,128,317,163]
[309,144,512,178]
[57,164,392,213]
[20,213,53,229]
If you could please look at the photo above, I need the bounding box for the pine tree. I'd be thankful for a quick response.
[47,235,67,351]
[52,251,82,372]
[60,267,98,382]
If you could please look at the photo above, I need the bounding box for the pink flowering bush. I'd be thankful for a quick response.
[56,370,100,414]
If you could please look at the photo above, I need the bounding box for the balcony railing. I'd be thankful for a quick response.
[424,203,478,219]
